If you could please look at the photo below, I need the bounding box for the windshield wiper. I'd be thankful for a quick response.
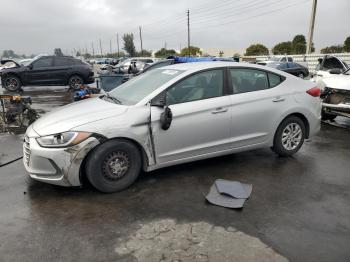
[102,93,122,104]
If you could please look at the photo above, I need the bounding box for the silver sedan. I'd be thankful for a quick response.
[23,62,321,193]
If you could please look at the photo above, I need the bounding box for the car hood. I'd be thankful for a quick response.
[32,97,128,136]
[322,74,350,91]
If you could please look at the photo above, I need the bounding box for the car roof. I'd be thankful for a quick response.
[161,61,285,74]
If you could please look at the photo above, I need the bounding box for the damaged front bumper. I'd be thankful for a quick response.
[23,125,100,187]
[322,87,350,117]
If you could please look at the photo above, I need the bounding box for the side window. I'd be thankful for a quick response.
[268,73,282,88]
[287,57,293,62]
[54,57,69,66]
[278,63,288,70]
[230,68,269,94]
[287,62,297,68]
[32,57,53,68]
[166,69,223,105]
[323,57,343,70]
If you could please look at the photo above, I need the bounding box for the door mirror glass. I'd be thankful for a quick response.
[160,106,172,130]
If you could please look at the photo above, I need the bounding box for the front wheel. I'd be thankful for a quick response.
[272,116,306,157]
[85,139,141,193]
[3,75,22,92]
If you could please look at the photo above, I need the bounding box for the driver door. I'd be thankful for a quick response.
[150,69,232,164]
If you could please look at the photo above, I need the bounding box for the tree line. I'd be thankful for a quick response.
[2,34,350,59]
[244,35,350,56]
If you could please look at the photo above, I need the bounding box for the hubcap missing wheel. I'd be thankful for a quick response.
[102,151,130,181]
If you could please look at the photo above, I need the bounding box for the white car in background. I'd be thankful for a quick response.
[315,67,350,120]
[312,55,350,120]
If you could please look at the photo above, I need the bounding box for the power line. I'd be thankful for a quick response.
[191,0,310,30]
[190,0,287,26]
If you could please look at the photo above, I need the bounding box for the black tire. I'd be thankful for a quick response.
[298,73,304,79]
[3,75,22,92]
[321,112,337,121]
[68,75,83,89]
[272,116,306,157]
[85,139,141,193]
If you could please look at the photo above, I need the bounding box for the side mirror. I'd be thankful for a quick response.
[28,64,33,70]
[160,106,172,130]
[329,68,342,74]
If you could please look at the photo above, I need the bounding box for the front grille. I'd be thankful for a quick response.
[24,135,31,165]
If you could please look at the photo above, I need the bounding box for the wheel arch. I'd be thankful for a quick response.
[2,72,23,82]
[279,112,310,138]
[79,136,150,185]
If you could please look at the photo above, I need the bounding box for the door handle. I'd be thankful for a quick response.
[272,96,285,102]
[211,107,228,114]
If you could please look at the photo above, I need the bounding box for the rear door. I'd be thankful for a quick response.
[151,68,232,164]
[228,68,290,148]
[51,57,74,84]
[26,57,55,85]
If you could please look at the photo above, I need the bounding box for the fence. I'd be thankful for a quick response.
[242,53,350,73]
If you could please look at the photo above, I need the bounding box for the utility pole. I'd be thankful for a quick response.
[164,42,167,50]
[187,9,191,57]
[139,26,143,56]
[99,38,103,56]
[109,39,112,54]
[85,44,88,55]
[307,0,317,54]
[91,41,95,57]
[117,33,120,57]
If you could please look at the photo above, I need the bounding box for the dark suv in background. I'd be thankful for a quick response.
[0,56,94,92]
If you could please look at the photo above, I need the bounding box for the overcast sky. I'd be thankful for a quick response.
[0,0,349,55]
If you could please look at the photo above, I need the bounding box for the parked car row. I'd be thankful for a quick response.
[257,56,309,78]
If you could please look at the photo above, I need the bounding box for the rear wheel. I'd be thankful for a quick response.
[68,75,83,89]
[85,139,141,193]
[3,75,22,92]
[272,116,306,157]
[298,73,304,79]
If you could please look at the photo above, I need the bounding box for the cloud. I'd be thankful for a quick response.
[0,0,349,55]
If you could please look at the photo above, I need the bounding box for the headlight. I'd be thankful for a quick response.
[36,131,91,148]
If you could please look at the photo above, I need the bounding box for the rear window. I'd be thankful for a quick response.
[268,73,283,88]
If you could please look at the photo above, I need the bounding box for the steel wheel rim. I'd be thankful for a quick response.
[5,77,19,91]
[69,77,82,88]
[101,151,130,181]
[282,123,302,150]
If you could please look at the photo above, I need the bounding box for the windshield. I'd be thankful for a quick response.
[268,57,280,62]
[20,59,32,66]
[109,68,184,105]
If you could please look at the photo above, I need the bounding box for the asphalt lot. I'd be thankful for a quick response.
[0,86,350,262]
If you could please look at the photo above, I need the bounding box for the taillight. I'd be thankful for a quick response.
[306,87,321,97]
